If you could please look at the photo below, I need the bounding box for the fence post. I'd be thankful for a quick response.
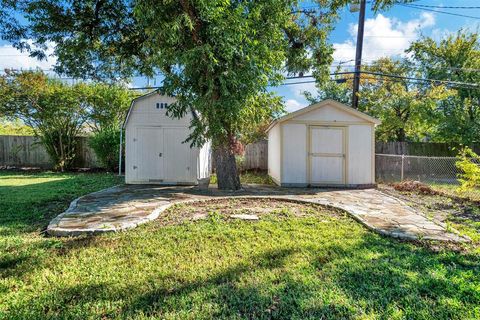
[401,154,404,181]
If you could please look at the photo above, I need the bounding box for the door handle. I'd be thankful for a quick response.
[159,153,163,157]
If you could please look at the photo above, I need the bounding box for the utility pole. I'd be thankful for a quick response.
[352,0,366,109]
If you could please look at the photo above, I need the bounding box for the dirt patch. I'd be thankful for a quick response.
[379,184,480,248]
[392,180,438,195]
[160,198,344,226]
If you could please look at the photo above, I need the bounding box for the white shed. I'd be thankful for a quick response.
[267,99,380,187]
[123,91,211,185]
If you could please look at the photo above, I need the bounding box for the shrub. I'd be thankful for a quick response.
[0,71,89,171]
[89,127,122,172]
[456,147,480,193]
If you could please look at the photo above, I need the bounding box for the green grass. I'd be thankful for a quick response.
[1,172,480,319]
[430,183,480,202]
[210,170,274,185]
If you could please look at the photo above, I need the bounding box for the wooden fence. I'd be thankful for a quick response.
[0,135,99,169]
[241,139,268,171]
[1,135,478,171]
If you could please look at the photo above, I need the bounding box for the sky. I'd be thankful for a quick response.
[0,0,479,113]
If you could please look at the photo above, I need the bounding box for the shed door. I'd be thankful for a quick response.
[164,127,194,182]
[309,126,345,184]
[136,127,164,182]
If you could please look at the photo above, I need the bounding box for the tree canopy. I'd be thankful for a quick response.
[408,30,480,144]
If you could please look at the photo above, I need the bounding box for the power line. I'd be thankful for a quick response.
[406,4,480,9]
[336,71,479,88]
[399,4,480,20]
[127,72,479,90]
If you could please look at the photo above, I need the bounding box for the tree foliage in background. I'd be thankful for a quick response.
[408,30,480,144]
[306,59,452,142]
[238,93,284,145]
[0,71,134,171]
[0,71,90,171]
[0,118,34,135]
[304,31,480,145]
[360,58,452,142]
[86,84,136,171]
[304,69,352,105]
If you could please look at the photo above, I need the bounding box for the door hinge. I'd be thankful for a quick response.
[133,165,137,169]
[159,153,163,157]
[133,138,137,142]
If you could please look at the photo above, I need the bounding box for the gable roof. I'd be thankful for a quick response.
[266,99,381,132]
[122,90,160,129]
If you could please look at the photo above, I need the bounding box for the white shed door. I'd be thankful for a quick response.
[309,126,345,184]
[136,127,164,182]
[164,127,193,182]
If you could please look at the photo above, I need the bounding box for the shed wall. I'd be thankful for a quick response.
[294,104,361,122]
[198,140,212,180]
[125,93,209,184]
[347,124,374,184]
[281,122,307,185]
[267,124,281,184]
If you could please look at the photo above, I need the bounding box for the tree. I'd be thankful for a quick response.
[0,71,90,171]
[87,84,136,171]
[360,58,452,142]
[237,93,284,145]
[304,58,452,142]
[87,83,136,132]
[0,118,34,135]
[407,31,480,144]
[0,0,410,189]
[304,70,353,105]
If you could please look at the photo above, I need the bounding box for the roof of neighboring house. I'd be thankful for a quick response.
[266,99,381,132]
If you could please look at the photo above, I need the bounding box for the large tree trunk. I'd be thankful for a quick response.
[213,142,241,190]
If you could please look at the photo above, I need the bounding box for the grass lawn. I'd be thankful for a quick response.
[210,170,274,185]
[1,172,480,319]
[431,183,480,202]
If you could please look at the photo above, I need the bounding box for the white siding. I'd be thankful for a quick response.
[125,92,210,184]
[126,94,191,128]
[294,104,361,122]
[347,125,373,184]
[267,124,281,184]
[163,127,198,183]
[267,100,377,187]
[197,140,212,180]
[282,123,307,185]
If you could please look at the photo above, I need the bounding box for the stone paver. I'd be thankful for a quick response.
[47,184,469,242]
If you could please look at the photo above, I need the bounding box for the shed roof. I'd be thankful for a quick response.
[122,90,160,129]
[266,99,381,132]
[122,90,200,129]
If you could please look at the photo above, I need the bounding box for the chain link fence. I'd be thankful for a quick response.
[375,153,480,201]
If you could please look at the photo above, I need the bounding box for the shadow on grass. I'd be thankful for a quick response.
[0,173,120,234]
[124,236,480,319]
[8,233,477,319]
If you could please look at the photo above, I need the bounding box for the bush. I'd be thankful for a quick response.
[456,147,480,193]
[89,127,122,171]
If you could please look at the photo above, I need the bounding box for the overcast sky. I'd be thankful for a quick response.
[0,0,479,112]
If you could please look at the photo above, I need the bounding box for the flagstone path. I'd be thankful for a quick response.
[47,184,469,242]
